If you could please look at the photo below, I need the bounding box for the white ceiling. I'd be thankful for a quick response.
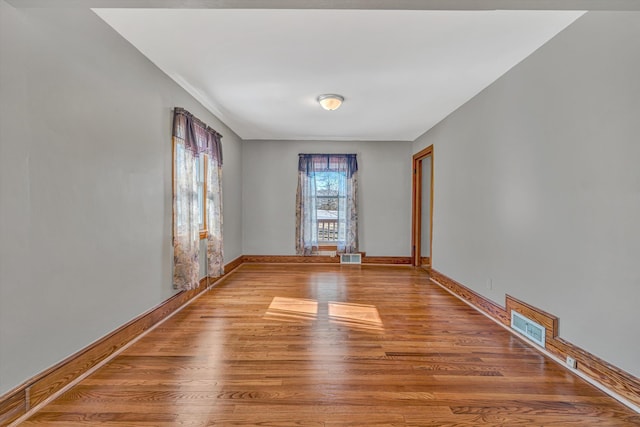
[94,8,584,141]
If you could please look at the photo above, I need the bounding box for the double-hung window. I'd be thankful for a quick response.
[315,171,344,246]
[296,154,359,255]
[196,154,208,238]
[172,108,224,290]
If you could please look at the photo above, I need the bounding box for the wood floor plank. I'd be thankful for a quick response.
[19,265,640,426]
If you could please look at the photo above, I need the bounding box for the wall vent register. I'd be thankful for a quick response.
[340,253,362,264]
[511,310,546,348]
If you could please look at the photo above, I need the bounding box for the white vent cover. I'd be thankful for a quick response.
[511,310,546,348]
[340,253,362,264]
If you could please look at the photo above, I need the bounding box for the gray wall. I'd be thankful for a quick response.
[242,140,412,256]
[0,2,242,394]
[414,11,640,377]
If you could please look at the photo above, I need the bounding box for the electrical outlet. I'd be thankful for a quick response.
[486,278,493,290]
[566,356,577,369]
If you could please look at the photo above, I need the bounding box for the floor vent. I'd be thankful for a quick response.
[511,310,546,348]
[340,253,362,264]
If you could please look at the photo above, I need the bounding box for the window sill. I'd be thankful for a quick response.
[319,245,337,250]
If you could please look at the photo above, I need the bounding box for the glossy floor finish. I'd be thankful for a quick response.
[20,264,639,426]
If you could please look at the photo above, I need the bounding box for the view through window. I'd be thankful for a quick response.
[315,171,345,244]
[196,154,207,231]
[296,153,358,255]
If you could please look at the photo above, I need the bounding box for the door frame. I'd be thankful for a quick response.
[411,145,434,267]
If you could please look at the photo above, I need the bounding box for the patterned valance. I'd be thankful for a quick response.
[172,107,223,164]
[298,153,357,177]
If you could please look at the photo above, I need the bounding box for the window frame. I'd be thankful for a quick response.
[314,171,347,246]
[172,139,209,241]
[197,153,208,239]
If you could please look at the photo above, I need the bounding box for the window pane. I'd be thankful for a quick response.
[197,185,204,226]
[197,155,205,228]
[315,171,340,197]
[315,171,345,243]
[317,196,339,211]
[175,143,186,228]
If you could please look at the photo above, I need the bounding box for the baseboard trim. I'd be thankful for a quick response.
[363,256,412,265]
[242,255,412,265]
[222,255,244,275]
[243,255,339,263]
[0,256,243,426]
[429,269,640,411]
[429,269,510,325]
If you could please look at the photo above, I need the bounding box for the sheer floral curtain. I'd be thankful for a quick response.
[296,154,358,255]
[172,108,223,290]
[172,118,199,290]
[205,132,224,278]
[335,155,358,253]
[296,156,319,255]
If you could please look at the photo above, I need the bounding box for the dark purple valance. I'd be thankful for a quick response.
[173,107,223,164]
[298,153,358,178]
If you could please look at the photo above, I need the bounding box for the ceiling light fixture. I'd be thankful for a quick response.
[317,94,344,111]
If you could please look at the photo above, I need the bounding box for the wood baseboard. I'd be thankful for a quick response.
[429,269,510,325]
[0,256,243,426]
[362,256,412,265]
[429,269,640,410]
[242,255,412,265]
[223,254,244,273]
[242,255,340,263]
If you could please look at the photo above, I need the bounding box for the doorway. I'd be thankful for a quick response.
[412,145,433,268]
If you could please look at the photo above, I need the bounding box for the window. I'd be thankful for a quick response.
[296,154,358,255]
[196,154,208,237]
[172,107,224,290]
[173,144,208,237]
[315,171,344,245]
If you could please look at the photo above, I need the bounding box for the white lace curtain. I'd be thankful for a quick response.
[172,108,223,290]
[296,154,358,255]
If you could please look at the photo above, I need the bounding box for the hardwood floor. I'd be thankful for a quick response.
[19,264,639,426]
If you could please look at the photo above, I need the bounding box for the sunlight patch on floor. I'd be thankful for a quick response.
[264,296,318,322]
[328,301,384,332]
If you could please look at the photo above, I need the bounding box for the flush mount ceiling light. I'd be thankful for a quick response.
[317,94,344,111]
